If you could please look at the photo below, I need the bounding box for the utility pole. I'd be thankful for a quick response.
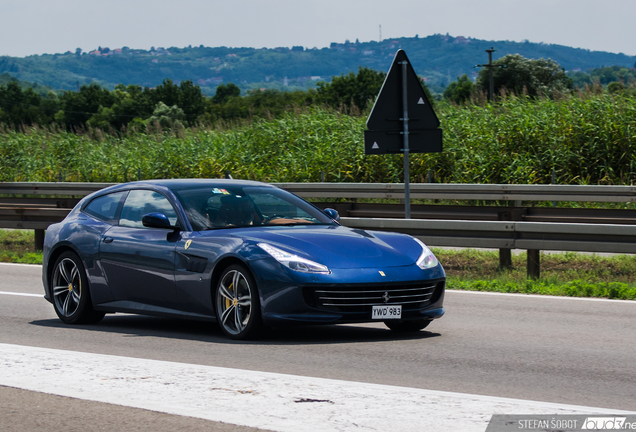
[477,47,508,269]
[476,47,504,101]
[379,25,382,42]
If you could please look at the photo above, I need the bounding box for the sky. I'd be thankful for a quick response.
[1,0,635,58]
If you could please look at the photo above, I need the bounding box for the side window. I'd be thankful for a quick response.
[119,190,179,228]
[83,192,127,223]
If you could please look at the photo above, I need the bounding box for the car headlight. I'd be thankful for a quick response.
[258,243,331,274]
[413,238,439,269]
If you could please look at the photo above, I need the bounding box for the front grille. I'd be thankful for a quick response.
[303,280,444,313]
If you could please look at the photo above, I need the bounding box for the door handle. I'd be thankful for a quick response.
[103,237,114,243]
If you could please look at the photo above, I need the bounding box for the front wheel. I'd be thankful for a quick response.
[384,319,432,332]
[51,251,105,325]
[215,264,262,340]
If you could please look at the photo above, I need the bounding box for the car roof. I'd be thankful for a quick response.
[117,179,275,192]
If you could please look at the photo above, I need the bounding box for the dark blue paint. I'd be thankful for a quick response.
[42,179,445,329]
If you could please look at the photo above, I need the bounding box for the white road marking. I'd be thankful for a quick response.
[0,262,42,267]
[0,291,43,297]
[0,344,631,432]
[447,289,636,304]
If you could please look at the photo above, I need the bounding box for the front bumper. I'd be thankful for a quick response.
[250,258,446,326]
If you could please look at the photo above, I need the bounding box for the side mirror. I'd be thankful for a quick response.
[142,212,179,230]
[323,208,340,222]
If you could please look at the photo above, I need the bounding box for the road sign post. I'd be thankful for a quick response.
[364,50,443,219]
[401,60,411,218]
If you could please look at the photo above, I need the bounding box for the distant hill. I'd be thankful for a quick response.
[1,34,635,94]
[0,72,54,96]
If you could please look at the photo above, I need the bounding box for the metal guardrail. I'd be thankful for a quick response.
[277,182,636,203]
[339,216,636,277]
[3,181,636,203]
[4,182,636,231]
[2,182,636,277]
[312,202,636,225]
[340,217,636,255]
[0,182,114,196]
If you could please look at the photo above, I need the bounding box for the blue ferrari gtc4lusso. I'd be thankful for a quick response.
[42,179,445,339]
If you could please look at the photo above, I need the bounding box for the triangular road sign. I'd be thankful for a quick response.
[364,130,442,154]
[366,50,440,131]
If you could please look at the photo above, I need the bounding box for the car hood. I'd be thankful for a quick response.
[208,225,424,269]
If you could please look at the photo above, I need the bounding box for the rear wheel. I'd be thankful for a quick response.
[215,264,262,340]
[51,251,105,324]
[384,319,432,332]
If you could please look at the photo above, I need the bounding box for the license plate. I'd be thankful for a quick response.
[372,305,402,319]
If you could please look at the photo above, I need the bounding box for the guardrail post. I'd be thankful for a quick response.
[497,209,515,270]
[499,249,512,270]
[34,229,45,251]
[527,249,540,279]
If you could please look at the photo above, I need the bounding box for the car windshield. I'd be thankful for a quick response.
[173,186,337,231]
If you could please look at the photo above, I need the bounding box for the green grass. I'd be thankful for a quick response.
[435,248,636,300]
[0,230,43,264]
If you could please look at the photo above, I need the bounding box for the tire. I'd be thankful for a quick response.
[215,264,262,340]
[384,319,432,332]
[51,251,105,325]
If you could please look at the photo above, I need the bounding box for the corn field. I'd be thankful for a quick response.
[1,90,635,185]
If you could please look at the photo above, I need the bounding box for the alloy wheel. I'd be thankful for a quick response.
[217,269,254,336]
[52,257,82,318]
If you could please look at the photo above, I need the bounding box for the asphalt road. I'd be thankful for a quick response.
[1,263,635,426]
[0,385,264,432]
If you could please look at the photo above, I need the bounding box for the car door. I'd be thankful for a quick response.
[79,190,128,304]
[99,189,183,310]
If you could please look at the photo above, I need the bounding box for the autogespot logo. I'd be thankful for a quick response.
[582,417,627,430]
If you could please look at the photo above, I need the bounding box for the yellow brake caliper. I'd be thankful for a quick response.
[226,282,233,309]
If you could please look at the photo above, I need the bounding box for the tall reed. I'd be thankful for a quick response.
[1,91,635,185]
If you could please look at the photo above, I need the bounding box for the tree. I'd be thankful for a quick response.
[205,87,315,123]
[476,54,572,98]
[87,106,116,129]
[87,84,153,130]
[607,81,625,93]
[152,79,180,108]
[591,66,634,85]
[316,67,386,111]
[147,102,185,129]
[0,80,52,126]
[176,80,205,121]
[145,79,205,125]
[59,83,115,127]
[212,83,241,104]
[443,74,474,105]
